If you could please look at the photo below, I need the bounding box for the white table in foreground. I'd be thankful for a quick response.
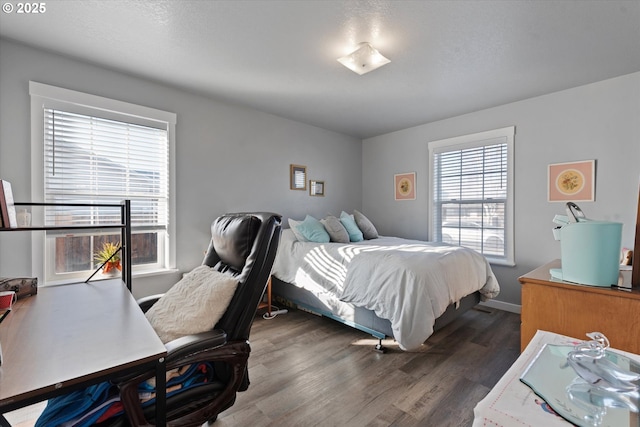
[472,330,640,427]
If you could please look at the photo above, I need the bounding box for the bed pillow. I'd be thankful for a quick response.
[354,209,379,239]
[340,211,364,242]
[145,265,239,344]
[321,215,350,243]
[295,215,330,243]
[287,218,309,242]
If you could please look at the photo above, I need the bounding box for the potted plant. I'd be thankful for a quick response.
[94,241,122,275]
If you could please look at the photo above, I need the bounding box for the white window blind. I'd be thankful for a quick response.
[44,109,169,230]
[30,81,176,284]
[429,127,514,265]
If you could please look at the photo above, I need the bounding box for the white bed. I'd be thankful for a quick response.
[272,229,500,350]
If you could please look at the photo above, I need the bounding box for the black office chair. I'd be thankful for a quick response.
[112,212,282,426]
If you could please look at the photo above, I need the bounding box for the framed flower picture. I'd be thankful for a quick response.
[394,172,416,201]
[548,160,595,202]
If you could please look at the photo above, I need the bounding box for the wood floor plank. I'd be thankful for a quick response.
[217,306,521,427]
[3,305,520,427]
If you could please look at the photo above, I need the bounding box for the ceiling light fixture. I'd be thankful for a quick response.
[337,42,390,75]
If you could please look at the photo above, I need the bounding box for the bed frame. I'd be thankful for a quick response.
[271,275,482,352]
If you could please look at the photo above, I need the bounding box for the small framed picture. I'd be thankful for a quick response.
[290,164,307,190]
[309,180,324,196]
[548,160,595,202]
[394,172,416,201]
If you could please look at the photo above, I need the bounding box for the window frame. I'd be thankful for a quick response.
[428,126,515,266]
[29,81,177,285]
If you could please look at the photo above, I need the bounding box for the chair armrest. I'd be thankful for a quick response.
[117,338,251,427]
[136,294,164,312]
[164,329,228,362]
[112,330,228,385]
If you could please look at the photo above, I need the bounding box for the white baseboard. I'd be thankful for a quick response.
[479,299,521,314]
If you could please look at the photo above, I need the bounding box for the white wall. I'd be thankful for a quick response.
[0,38,362,298]
[363,72,640,307]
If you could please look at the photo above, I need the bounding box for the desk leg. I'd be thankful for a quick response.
[155,357,166,426]
[267,276,272,317]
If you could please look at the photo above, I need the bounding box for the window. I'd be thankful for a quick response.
[30,82,176,284]
[428,127,514,266]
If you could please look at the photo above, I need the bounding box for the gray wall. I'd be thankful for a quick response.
[1,37,638,307]
[363,72,640,309]
[0,38,362,298]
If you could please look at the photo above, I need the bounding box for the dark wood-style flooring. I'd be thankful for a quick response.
[215,306,521,427]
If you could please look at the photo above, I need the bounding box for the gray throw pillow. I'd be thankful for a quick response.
[354,209,379,239]
[321,215,350,243]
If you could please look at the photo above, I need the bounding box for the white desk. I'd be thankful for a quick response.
[0,280,167,425]
[473,330,640,427]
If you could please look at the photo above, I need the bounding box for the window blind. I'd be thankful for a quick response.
[432,138,508,258]
[44,108,169,230]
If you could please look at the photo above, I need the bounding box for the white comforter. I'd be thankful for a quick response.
[272,229,500,350]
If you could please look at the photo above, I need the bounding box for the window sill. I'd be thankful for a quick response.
[133,268,180,279]
[487,258,516,267]
[42,268,180,287]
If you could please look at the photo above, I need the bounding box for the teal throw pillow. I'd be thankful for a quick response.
[296,215,330,243]
[288,218,309,242]
[340,211,364,242]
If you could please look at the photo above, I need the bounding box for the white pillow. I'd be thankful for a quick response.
[145,265,239,344]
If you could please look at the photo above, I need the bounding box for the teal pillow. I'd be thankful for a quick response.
[288,218,309,242]
[296,215,330,243]
[340,211,364,242]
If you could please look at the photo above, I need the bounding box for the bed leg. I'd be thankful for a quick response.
[374,338,387,354]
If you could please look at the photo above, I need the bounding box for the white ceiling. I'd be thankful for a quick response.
[1,0,639,139]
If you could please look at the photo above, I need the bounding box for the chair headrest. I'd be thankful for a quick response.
[211,214,261,271]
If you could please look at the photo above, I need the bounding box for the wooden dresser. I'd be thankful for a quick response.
[519,259,640,354]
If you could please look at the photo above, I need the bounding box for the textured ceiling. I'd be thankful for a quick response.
[1,0,639,139]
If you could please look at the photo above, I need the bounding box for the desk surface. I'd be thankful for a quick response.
[0,280,166,411]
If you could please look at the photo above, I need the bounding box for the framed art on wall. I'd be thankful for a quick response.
[394,172,416,201]
[290,164,307,190]
[548,160,595,202]
[309,180,324,196]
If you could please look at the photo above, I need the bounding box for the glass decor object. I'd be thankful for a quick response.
[16,208,31,227]
[337,42,390,75]
[521,333,640,427]
[567,332,640,392]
